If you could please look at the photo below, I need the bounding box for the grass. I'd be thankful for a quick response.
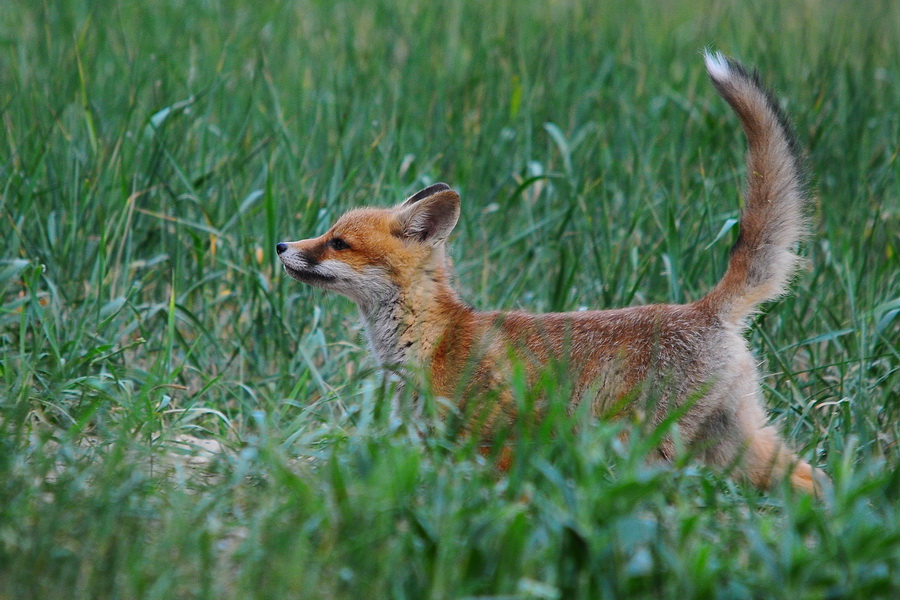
[1,0,899,597]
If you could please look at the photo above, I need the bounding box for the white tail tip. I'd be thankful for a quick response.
[704,50,732,82]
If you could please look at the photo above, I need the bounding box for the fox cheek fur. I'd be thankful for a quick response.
[278,54,827,496]
[277,236,396,309]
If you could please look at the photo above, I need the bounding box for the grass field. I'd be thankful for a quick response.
[1,0,899,597]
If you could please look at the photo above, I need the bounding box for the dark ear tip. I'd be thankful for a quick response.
[404,182,453,205]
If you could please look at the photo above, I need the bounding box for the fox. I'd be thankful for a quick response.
[277,52,825,495]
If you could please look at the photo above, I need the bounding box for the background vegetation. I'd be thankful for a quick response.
[1,0,898,597]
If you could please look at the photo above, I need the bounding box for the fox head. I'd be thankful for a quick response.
[276,183,460,311]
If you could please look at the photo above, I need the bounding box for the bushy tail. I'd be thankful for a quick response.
[699,51,810,326]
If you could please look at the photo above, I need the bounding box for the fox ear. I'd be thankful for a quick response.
[398,182,452,208]
[394,188,460,245]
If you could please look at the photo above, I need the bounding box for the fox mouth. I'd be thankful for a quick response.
[282,264,336,284]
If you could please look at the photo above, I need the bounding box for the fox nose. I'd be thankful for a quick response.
[276,242,288,255]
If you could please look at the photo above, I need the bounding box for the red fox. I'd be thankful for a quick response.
[277,53,824,495]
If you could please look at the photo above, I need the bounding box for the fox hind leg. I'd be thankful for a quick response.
[736,398,828,496]
[695,375,827,496]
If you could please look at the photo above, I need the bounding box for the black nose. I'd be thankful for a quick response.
[276,242,288,255]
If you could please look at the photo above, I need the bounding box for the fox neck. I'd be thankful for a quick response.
[357,252,466,367]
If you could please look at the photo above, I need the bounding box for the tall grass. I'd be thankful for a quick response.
[1,0,898,598]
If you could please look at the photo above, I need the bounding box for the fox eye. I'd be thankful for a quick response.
[329,237,350,251]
